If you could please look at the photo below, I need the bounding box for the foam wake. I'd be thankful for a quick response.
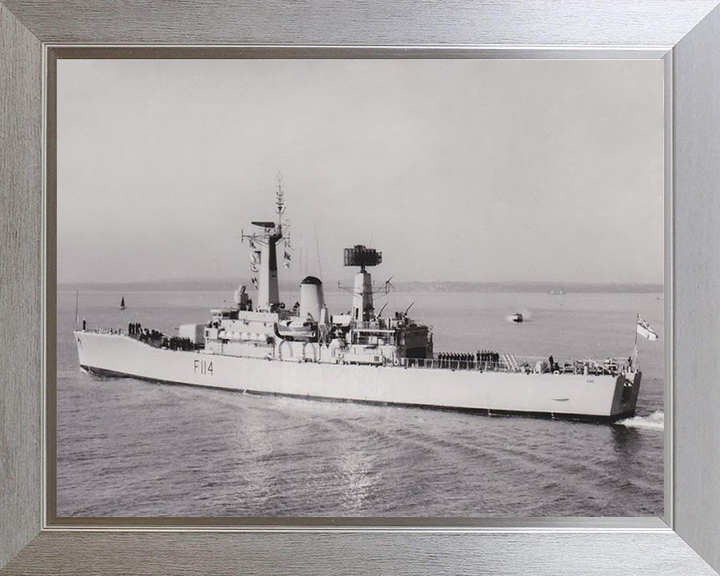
[617,410,664,431]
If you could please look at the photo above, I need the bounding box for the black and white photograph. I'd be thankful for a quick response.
[56,58,664,518]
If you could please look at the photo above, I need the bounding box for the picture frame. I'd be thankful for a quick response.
[1,1,719,574]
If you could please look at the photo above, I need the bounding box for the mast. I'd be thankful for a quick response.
[344,245,382,322]
[635,312,643,346]
[242,178,286,312]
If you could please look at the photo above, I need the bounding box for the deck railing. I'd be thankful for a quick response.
[400,355,629,376]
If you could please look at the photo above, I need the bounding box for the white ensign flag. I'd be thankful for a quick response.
[636,316,659,341]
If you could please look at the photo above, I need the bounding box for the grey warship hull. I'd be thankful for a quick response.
[75,330,641,423]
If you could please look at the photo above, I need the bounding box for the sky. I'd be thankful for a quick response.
[57,59,664,285]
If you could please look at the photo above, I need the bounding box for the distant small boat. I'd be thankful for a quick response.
[120,297,126,311]
[510,313,523,323]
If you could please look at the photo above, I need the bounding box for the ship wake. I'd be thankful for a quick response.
[616,410,664,431]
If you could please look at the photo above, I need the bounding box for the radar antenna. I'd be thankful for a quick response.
[343,244,382,322]
[343,245,382,272]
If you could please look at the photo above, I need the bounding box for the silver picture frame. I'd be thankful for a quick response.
[2,1,720,574]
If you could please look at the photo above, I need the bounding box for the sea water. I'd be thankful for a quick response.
[56,286,664,517]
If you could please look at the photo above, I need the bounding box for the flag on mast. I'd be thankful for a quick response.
[636,315,659,341]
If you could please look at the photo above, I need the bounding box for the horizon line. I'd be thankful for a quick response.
[57,278,664,289]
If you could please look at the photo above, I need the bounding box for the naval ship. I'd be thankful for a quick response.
[74,186,642,423]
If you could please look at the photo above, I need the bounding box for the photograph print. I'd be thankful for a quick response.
[56,58,664,518]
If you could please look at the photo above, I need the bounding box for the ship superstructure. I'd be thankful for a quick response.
[74,184,643,422]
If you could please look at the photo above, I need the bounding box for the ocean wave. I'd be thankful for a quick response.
[617,410,664,431]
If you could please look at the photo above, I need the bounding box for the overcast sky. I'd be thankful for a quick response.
[57,59,664,285]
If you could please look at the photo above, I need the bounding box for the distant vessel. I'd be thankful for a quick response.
[120,296,126,311]
[510,313,524,323]
[75,183,642,423]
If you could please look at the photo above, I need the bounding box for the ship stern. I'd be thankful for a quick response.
[608,370,642,421]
